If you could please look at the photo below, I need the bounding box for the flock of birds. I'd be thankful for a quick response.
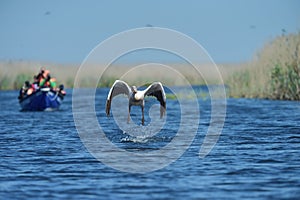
[105,80,166,125]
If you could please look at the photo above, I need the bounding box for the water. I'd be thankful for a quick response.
[0,89,300,199]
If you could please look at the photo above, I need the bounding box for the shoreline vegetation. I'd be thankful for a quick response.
[226,32,300,101]
[0,32,299,100]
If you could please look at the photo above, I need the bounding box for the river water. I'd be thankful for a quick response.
[0,88,299,199]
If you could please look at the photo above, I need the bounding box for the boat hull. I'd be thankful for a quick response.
[19,89,63,111]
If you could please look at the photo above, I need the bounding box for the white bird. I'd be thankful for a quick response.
[106,80,166,125]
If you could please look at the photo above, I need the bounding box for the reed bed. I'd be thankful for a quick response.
[1,32,299,101]
[226,32,300,100]
[0,62,220,90]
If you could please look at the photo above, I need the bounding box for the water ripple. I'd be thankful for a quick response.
[0,90,299,199]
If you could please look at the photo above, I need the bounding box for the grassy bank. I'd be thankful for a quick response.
[1,32,299,101]
[0,62,220,90]
[0,61,77,90]
[226,32,300,100]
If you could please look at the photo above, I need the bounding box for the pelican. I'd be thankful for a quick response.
[106,80,166,125]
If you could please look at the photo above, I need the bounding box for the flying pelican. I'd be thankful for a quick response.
[106,80,166,125]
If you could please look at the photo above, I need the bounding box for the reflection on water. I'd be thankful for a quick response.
[0,89,299,199]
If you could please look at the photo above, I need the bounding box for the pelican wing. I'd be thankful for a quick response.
[144,82,166,118]
[106,80,131,116]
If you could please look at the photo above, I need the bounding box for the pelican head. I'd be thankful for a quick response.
[131,86,138,93]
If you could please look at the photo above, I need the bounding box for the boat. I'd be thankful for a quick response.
[18,68,66,111]
[19,87,64,111]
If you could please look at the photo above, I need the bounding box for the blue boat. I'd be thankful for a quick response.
[19,87,64,111]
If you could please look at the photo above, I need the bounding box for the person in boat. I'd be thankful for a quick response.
[18,68,49,100]
[36,67,45,83]
[32,75,40,91]
[38,69,66,97]
[39,69,50,88]
[39,70,56,89]
[18,80,36,99]
[58,84,66,98]
[26,83,35,96]
[18,81,30,99]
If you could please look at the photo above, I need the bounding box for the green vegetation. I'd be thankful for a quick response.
[270,63,300,100]
[0,72,33,90]
[0,75,10,90]
[97,76,121,88]
[226,32,300,100]
[1,32,299,101]
[0,62,209,90]
[13,73,32,89]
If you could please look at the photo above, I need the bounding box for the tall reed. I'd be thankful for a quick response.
[226,32,300,100]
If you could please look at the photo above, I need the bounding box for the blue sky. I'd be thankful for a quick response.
[0,0,299,63]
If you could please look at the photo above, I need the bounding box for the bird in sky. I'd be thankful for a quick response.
[106,80,166,125]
